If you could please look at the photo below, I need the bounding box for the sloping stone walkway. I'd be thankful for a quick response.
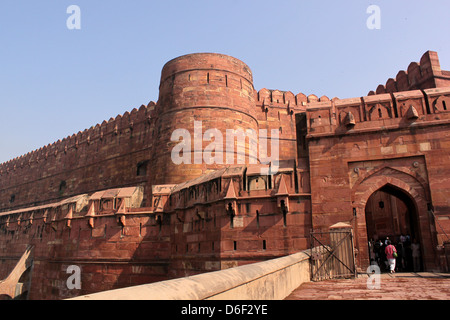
[285,272,450,300]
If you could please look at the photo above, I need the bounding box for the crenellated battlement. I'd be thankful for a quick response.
[0,101,157,175]
[0,101,159,214]
[255,88,333,109]
[306,86,450,137]
[2,51,449,214]
[7,51,446,175]
[1,51,450,299]
[368,51,450,95]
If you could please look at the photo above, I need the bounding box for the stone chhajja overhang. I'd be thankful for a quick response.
[0,186,145,230]
[150,160,302,216]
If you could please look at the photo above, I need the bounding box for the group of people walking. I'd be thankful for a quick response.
[369,235,422,273]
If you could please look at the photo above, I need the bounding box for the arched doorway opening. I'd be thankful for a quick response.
[365,184,421,272]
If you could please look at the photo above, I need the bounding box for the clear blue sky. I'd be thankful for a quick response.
[1,0,449,164]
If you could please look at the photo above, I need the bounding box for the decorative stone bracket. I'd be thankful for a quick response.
[276,174,290,213]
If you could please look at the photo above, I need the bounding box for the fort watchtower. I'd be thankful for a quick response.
[151,53,258,186]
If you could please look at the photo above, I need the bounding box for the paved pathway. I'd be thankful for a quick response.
[285,272,450,300]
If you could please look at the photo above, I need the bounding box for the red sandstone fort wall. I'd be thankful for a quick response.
[0,207,170,300]
[368,51,450,95]
[305,87,450,270]
[166,172,312,278]
[1,52,450,299]
[0,103,157,213]
[0,52,328,215]
[254,88,333,167]
[151,53,259,186]
[0,52,314,210]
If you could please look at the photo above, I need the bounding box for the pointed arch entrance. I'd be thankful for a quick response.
[365,184,420,271]
[365,185,419,243]
[352,167,438,271]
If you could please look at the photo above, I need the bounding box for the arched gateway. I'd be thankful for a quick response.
[352,167,438,271]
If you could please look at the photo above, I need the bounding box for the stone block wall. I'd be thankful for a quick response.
[71,249,312,300]
[0,193,170,300]
[0,103,157,213]
[305,87,450,270]
[368,51,450,95]
[1,51,450,299]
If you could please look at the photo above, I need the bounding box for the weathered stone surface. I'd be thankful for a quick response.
[1,51,450,300]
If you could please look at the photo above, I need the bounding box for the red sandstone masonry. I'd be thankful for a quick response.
[0,103,157,212]
[305,86,450,271]
[1,52,450,300]
[151,53,259,187]
[368,51,450,95]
